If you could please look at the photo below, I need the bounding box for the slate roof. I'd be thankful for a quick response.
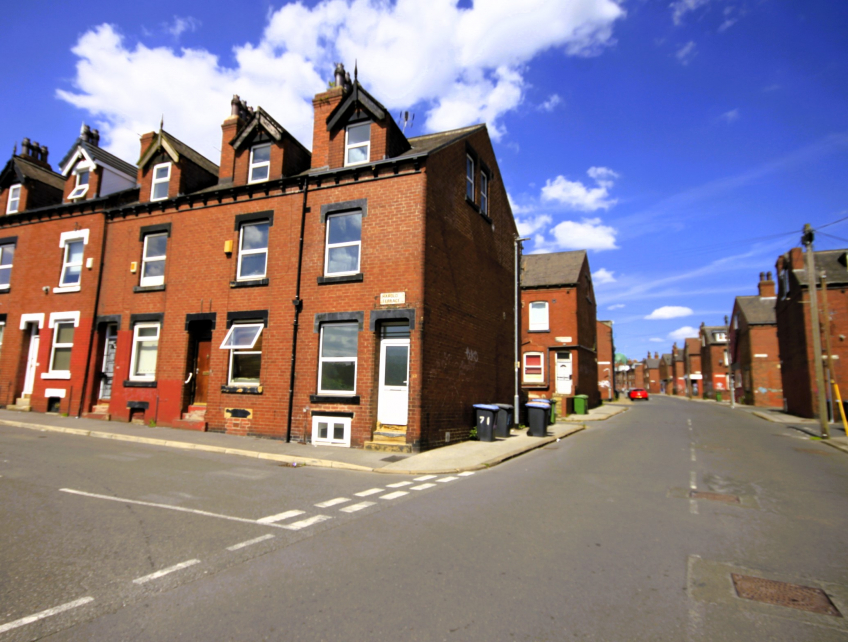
[142,130,218,177]
[736,295,776,325]
[661,353,672,365]
[646,358,660,368]
[1,156,64,190]
[793,249,848,287]
[521,251,587,288]
[59,140,137,179]
[702,325,728,345]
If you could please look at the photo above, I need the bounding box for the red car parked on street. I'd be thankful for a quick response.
[629,388,649,401]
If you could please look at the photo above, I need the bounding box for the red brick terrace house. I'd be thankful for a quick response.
[776,247,848,419]
[699,322,729,400]
[683,337,704,398]
[729,272,783,408]
[644,352,661,394]
[521,250,599,412]
[597,320,614,401]
[671,343,686,395]
[659,353,672,393]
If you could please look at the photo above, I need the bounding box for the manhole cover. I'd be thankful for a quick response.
[794,447,832,456]
[381,455,407,463]
[689,490,740,503]
[731,573,842,617]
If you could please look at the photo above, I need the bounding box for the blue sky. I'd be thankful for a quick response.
[3,0,847,359]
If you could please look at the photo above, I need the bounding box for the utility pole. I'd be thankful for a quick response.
[803,224,829,438]
[821,272,837,424]
[514,236,529,428]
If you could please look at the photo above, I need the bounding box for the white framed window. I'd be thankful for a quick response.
[237,221,269,281]
[60,240,84,287]
[480,171,489,215]
[140,233,167,287]
[344,122,370,166]
[466,155,475,200]
[528,301,549,331]
[150,162,171,201]
[6,184,21,214]
[324,211,362,276]
[130,323,160,381]
[723,349,730,366]
[248,144,271,183]
[523,352,544,383]
[0,243,14,289]
[68,169,90,200]
[49,321,75,376]
[219,323,264,386]
[713,332,727,342]
[318,323,358,395]
[0,320,4,350]
[312,415,351,447]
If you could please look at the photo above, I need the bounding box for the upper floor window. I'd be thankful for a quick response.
[150,162,171,201]
[713,332,726,342]
[0,243,14,289]
[6,184,21,214]
[249,144,271,183]
[60,240,84,287]
[220,322,264,387]
[723,349,729,366]
[68,169,90,200]
[325,211,362,276]
[237,221,269,281]
[140,233,167,287]
[130,322,159,381]
[523,352,544,383]
[528,301,549,331]
[480,171,489,216]
[318,323,358,395]
[466,155,475,200]
[345,123,370,166]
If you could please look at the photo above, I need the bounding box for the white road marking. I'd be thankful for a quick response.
[355,488,384,497]
[689,471,697,490]
[387,481,412,488]
[0,597,94,635]
[457,472,475,477]
[133,559,200,585]
[380,491,409,500]
[411,483,436,491]
[436,476,458,483]
[690,499,699,514]
[226,534,275,551]
[414,475,437,481]
[314,497,349,508]
[285,515,331,530]
[257,510,305,524]
[687,419,692,426]
[340,501,375,513]
[61,488,293,529]
[690,446,696,462]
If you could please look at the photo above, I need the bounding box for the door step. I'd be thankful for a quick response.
[6,397,32,412]
[174,419,207,432]
[364,426,411,453]
[363,441,412,453]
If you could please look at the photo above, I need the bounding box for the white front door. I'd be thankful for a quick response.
[556,352,573,395]
[378,338,410,425]
[23,325,40,395]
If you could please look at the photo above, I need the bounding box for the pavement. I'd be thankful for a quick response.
[0,403,626,474]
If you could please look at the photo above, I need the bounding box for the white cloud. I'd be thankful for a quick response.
[649,337,664,343]
[541,166,620,211]
[534,217,618,251]
[721,108,740,123]
[508,194,534,215]
[670,0,711,26]
[645,305,694,319]
[676,41,697,65]
[608,303,625,310]
[593,268,616,284]
[538,94,562,112]
[165,16,200,38]
[58,0,626,161]
[516,214,552,237]
[668,326,699,341]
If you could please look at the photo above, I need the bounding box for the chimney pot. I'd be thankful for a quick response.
[759,271,765,282]
[767,270,772,281]
[91,129,100,147]
[40,145,48,164]
[21,138,30,155]
[334,63,345,89]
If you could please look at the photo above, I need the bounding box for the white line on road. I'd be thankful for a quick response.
[689,471,697,490]
[690,446,696,462]
[457,472,475,477]
[690,499,699,514]
[687,419,692,426]
[0,597,94,635]
[314,497,349,508]
[133,559,200,585]
[414,475,437,481]
[436,476,458,483]
[380,491,409,500]
[387,481,412,488]
[355,488,384,497]
[340,501,375,513]
[411,483,436,491]
[226,534,275,551]
[284,515,332,530]
[257,510,305,524]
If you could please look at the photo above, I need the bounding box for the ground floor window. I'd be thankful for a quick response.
[130,323,160,381]
[523,352,544,383]
[219,322,264,386]
[312,415,351,447]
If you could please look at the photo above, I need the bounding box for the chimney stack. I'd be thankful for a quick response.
[758,270,776,298]
[654,352,658,359]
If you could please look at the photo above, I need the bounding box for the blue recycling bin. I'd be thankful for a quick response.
[526,402,549,437]
[494,403,513,438]
[473,404,499,442]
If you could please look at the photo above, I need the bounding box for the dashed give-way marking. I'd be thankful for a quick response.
[285,515,332,530]
[257,510,305,524]
[0,597,94,635]
[411,483,436,491]
[340,501,375,513]
[436,476,458,483]
[414,475,437,481]
[387,481,412,488]
[355,488,383,497]
[380,491,409,500]
[315,497,349,508]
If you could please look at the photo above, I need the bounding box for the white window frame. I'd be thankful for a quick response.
[140,232,167,287]
[68,169,90,200]
[39,312,80,380]
[714,332,727,342]
[480,171,489,215]
[324,211,362,277]
[312,415,351,447]
[236,221,269,281]
[523,352,545,384]
[318,323,358,395]
[48,321,75,377]
[0,320,4,350]
[528,301,549,332]
[466,155,475,201]
[150,162,171,201]
[248,143,271,184]
[219,323,264,387]
[129,322,160,381]
[0,242,14,290]
[59,239,84,289]
[6,184,21,214]
[344,122,370,167]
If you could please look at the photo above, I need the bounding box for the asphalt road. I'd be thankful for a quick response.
[2,397,847,641]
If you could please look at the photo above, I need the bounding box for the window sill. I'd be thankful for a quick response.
[221,385,263,395]
[134,284,166,293]
[522,384,549,389]
[53,286,81,294]
[124,380,157,388]
[0,286,8,294]
[310,394,360,405]
[479,211,492,224]
[318,273,364,285]
[41,372,71,380]
[230,278,269,289]
[465,196,479,212]
[527,329,550,333]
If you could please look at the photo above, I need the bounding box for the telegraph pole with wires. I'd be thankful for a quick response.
[802,223,829,438]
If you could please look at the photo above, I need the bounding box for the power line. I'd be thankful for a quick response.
[816,230,848,245]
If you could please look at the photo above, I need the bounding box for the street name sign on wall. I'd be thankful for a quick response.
[380,292,406,305]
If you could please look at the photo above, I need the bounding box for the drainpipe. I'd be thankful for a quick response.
[286,178,309,443]
[514,236,529,427]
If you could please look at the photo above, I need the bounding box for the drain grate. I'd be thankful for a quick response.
[689,490,740,503]
[381,455,408,463]
[732,573,842,617]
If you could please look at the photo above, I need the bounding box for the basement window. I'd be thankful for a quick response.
[150,162,171,201]
[312,415,351,447]
[6,184,21,214]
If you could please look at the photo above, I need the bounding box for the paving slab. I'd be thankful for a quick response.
[562,403,628,422]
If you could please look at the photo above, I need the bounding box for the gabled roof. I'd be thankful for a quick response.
[326,82,388,132]
[736,295,776,325]
[521,251,587,288]
[59,140,136,179]
[661,353,672,365]
[702,325,728,345]
[646,358,660,368]
[230,106,310,158]
[0,156,63,191]
[793,249,848,287]
[138,129,218,176]
[685,337,700,354]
